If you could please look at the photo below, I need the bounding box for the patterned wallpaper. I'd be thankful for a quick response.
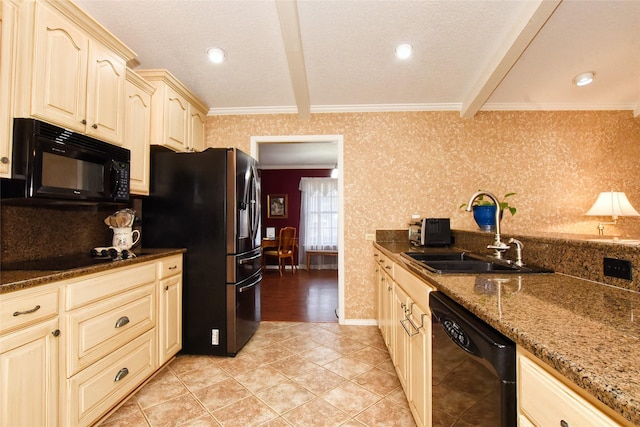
[205,110,640,321]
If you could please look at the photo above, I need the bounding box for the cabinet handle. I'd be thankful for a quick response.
[114,316,130,328]
[0,157,8,164]
[168,265,178,270]
[114,367,129,382]
[560,421,569,427]
[52,329,60,337]
[165,285,169,291]
[92,123,98,129]
[387,286,392,291]
[385,265,391,270]
[13,305,41,316]
[81,119,87,124]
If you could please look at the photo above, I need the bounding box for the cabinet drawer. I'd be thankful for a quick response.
[158,255,182,279]
[0,284,59,335]
[66,262,156,310]
[377,252,395,279]
[67,329,156,427]
[67,284,155,376]
[518,354,622,427]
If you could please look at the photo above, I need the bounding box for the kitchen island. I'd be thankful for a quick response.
[375,240,640,426]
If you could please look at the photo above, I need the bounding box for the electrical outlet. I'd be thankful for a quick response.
[211,329,219,345]
[603,257,633,280]
[365,233,375,241]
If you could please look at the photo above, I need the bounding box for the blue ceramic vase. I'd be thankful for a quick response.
[472,205,501,232]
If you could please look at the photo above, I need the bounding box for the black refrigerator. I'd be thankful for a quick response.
[143,147,261,356]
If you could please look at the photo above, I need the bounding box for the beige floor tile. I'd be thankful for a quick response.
[349,347,390,367]
[354,398,417,427]
[255,380,316,414]
[135,368,189,409]
[211,395,278,427]
[352,367,401,397]
[143,393,207,427]
[170,355,225,376]
[178,365,231,392]
[234,365,289,393]
[292,364,346,395]
[102,323,414,427]
[299,345,343,365]
[282,397,350,427]
[268,355,319,378]
[322,356,373,379]
[320,382,381,417]
[193,378,252,412]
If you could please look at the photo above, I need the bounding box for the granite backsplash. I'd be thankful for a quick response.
[1,198,142,264]
[376,229,640,292]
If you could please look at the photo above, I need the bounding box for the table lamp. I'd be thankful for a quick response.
[585,191,640,235]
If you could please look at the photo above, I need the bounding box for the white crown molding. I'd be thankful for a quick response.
[481,102,639,112]
[208,103,460,116]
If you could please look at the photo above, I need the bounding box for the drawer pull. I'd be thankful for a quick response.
[13,305,41,316]
[168,265,178,270]
[114,367,129,382]
[165,285,169,291]
[52,329,60,337]
[115,316,130,328]
[560,421,569,427]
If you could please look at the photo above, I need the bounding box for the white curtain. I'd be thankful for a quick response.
[299,177,338,270]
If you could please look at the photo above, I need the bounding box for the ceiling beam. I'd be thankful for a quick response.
[276,0,311,120]
[460,0,562,119]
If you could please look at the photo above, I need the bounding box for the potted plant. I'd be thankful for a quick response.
[460,192,517,231]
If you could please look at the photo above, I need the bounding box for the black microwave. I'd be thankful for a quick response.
[2,118,130,203]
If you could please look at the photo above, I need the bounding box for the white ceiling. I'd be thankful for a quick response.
[75,0,640,167]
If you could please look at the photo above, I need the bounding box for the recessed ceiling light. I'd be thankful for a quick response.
[207,47,227,64]
[394,43,413,60]
[573,71,595,87]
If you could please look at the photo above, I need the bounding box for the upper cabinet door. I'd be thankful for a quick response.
[85,42,125,145]
[165,86,189,151]
[124,71,153,195]
[32,4,88,133]
[0,0,18,178]
[189,108,206,152]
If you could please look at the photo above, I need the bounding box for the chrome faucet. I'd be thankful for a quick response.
[508,238,524,266]
[465,191,510,259]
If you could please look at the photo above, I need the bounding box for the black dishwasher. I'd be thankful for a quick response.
[430,291,516,427]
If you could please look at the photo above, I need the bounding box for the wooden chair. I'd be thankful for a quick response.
[263,227,297,276]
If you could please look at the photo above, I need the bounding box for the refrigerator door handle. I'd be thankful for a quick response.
[239,252,261,264]
[239,275,261,293]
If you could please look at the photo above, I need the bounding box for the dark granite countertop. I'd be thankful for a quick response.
[375,241,640,426]
[0,248,186,293]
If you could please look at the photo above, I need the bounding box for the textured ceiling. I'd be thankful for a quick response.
[75,0,640,166]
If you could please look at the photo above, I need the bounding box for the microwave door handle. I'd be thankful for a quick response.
[110,161,120,196]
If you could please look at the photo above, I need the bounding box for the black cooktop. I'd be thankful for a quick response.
[1,251,145,271]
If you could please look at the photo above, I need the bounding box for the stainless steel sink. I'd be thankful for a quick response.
[401,251,553,274]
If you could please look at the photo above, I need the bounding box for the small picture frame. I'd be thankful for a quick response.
[267,194,288,219]
[266,227,276,239]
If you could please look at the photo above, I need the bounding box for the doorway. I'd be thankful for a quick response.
[251,135,344,322]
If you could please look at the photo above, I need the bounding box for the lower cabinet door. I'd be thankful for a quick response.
[67,329,156,427]
[408,302,430,427]
[159,275,182,365]
[0,318,59,427]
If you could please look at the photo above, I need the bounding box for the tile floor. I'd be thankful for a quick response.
[100,322,416,427]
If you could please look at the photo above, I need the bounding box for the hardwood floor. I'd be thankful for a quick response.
[261,268,339,322]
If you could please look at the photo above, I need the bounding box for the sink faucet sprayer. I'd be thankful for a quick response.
[465,191,510,259]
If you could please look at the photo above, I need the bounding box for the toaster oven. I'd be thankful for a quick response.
[409,218,452,246]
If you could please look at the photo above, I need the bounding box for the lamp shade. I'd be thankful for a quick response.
[585,192,640,218]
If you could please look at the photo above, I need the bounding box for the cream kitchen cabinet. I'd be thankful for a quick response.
[517,348,628,427]
[395,266,433,427]
[374,247,434,427]
[0,0,18,178]
[375,249,395,351]
[0,282,61,427]
[14,0,135,146]
[63,261,158,427]
[136,69,208,152]
[157,255,183,365]
[124,69,154,195]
